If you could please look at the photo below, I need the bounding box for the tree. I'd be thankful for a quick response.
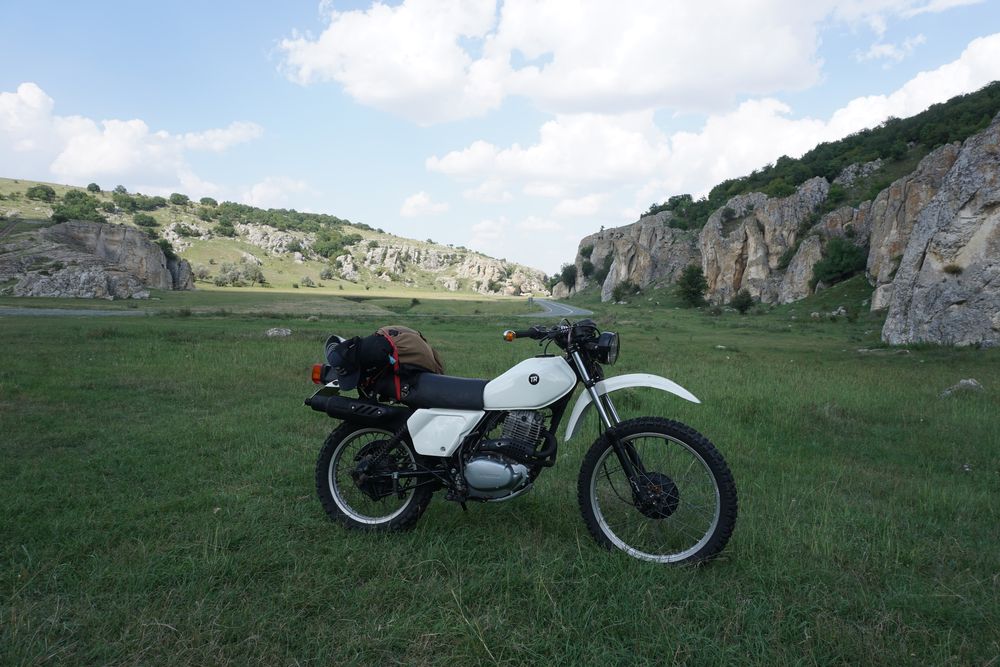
[300,275,315,287]
[86,183,101,193]
[51,190,106,223]
[611,280,640,302]
[113,185,128,194]
[199,197,218,207]
[676,264,708,307]
[26,184,56,202]
[169,193,190,205]
[811,237,867,288]
[730,289,754,314]
[133,213,158,227]
[559,263,577,287]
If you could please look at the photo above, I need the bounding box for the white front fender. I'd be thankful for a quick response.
[563,373,700,441]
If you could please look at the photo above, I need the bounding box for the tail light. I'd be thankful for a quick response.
[311,364,325,384]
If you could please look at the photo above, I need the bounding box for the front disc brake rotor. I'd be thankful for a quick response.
[635,471,680,519]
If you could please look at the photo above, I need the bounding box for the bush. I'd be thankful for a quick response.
[581,259,595,277]
[113,185,128,194]
[174,224,197,237]
[286,239,303,253]
[300,275,315,287]
[410,298,421,308]
[676,264,708,307]
[579,245,594,260]
[194,265,211,281]
[730,289,755,314]
[811,237,867,288]
[214,221,236,237]
[155,238,176,260]
[169,193,190,206]
[86,183,101,193]
[611,280,640,302]
[319,265,335,280]
[559,263,577,287]
[26,184,56,202]
[133,213,158,227]
[51,191,106,223]
[199,197,218,207]
[593,254,613,284]
[943,263,963,275]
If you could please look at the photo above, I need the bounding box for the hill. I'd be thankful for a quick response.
[0,178,548,298]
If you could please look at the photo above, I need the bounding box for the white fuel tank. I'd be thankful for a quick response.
[483,356,577,410]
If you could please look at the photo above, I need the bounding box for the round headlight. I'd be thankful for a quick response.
[596,331,619,365]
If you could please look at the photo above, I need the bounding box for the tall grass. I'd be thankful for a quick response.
[1,289,997,664]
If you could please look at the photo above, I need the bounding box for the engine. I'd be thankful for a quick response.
[463,411,545,500]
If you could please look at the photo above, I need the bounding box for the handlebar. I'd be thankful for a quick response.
[502,328,544,341]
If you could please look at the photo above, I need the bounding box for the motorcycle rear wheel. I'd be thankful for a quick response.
[577,417,737,564]
[316,424,433,531]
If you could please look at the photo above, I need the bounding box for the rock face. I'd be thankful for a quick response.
[882,115,1000,346]
[0,220,193,299]
[700,178,829,304]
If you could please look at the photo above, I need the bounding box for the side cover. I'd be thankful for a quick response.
[408,408,485,457]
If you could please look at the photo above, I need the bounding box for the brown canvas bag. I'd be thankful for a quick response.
[376,325,445,375]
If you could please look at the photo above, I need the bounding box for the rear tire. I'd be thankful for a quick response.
[316,423,433,531]
[577,417,737,564]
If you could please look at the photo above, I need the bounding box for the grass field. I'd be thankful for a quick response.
[2,283,998,665]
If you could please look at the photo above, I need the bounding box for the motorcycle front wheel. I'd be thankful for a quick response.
[577,417,737,564]
[316,424,433,531]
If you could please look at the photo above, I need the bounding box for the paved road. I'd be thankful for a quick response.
[0,307,147,317]
[527,298,593,318]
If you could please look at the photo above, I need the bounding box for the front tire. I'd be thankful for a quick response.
[316,424,433,531]
[577,417,737,564]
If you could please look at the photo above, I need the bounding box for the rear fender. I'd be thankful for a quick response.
[563,373,700,441]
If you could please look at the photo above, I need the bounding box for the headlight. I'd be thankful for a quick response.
[595,331,619,365]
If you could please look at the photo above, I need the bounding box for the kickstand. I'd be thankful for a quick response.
[460,502,468,512]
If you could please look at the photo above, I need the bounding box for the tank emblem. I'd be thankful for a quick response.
[528,373,540,385]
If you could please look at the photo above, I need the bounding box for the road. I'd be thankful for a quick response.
[0,307,148,317]
[527,298,593,318]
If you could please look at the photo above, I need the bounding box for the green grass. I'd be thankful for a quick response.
[2,290,998,664]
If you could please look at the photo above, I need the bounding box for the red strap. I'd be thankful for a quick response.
[382,333,402,400]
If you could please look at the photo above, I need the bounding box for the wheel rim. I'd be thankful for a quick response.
[329,428,418,525]
[590,431,721,563]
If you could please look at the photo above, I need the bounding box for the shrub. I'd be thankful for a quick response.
[169,193,190,206]
[26,184,56,202]
[133,213,158,227]
[581,259,595,277]
[367,240,378,249]
[611,280,640,302]
[559,263,577,287]
[811,237,867,288]
[943,263,963,275]
[214,221,236,237]
[292,282,299,289]
[410,298,421,307]
[52,191,106,223]
[155,238,176,260]
[174,224,197,237]
[199,197,218,207]
[86,183,101,193]
[300,275,315,287]
[676,264,708,307]
[194,265,211,281]
[286,239,303,253]
[730,289,755,314]
[319,265,335,280]
[593,254,614,284]
[100,201,116,213]
[579,244,594,260]
[113,185,128,194]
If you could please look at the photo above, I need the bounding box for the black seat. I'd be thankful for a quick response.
[402,373,488,410]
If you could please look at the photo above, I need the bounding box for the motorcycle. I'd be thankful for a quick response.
[305,319,738,564]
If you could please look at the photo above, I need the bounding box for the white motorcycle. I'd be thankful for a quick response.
[305,319,737,564]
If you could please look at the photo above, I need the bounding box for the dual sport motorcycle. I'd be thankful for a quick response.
[305,319,738,564]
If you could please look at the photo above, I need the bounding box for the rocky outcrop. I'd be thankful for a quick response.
[0,220,193,299]
[236,223,310,255]
[882,115,1000,346]
[700,177,830,304]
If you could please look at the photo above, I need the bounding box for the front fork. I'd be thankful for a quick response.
[571,352,646,487]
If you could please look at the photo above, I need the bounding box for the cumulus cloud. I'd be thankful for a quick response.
[856,34,926,65]
[242,177,309,209]
[431,32,1000,208]
[0,82,262,195]
[463,179,512,203]
[552,194,607,218]
[400,191,450,217]
[280,0,980,123]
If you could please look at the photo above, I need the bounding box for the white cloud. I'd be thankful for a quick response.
[400,190,449,217]
[856,34,926,65]
[242,177,309,209]
[433,32,1000,221]
[463,179,512,203]
[517,215,562,231]
[0,82,262,196]
[552,194,607,218]
[280,0,980,124]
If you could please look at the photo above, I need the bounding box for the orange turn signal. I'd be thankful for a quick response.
[503,330,516,342]
[311,364,324,384]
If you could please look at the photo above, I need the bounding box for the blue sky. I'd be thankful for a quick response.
[2,0,999,273]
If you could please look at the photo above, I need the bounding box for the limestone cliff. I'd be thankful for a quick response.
[882,115,1000,346]
[0,220,193,299]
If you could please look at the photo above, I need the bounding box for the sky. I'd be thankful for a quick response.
[2,0,999,274]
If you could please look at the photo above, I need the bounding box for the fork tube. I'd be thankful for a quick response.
[571,350,615,429]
